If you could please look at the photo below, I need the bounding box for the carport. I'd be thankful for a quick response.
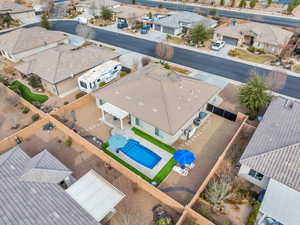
[223,36,239,46]
[66,170,125,222]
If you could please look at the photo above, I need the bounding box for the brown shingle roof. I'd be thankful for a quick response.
[0,1,34,14]
[240,97,300,191]
[93,64,220,135]
[0,27,67,55]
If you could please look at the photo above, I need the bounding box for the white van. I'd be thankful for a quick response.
[78,60,122,93]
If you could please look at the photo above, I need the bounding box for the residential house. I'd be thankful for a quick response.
[214,22,293,55]
[153,11,217,36]
[112,5,149,27]
[15,44,120,97]
[0,146,124,225]
[92,64,220,145]
[0,1,36,24]
[238,97,300,225]
[0,27,68,62]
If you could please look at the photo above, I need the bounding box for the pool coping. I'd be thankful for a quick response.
[108,132,173,179]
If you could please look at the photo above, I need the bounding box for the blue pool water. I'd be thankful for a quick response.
[119,139,161,169]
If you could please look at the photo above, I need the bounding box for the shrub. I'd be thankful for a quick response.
[228,49,238,56]
[164,63,170,69]
[246,201,261,225]
[248,46,256,53]
[120,71,127,77]
[75,92,86,99]
[256,48,265,54]
[156,218,173,225]
[102,142,109,149]
[27,75,43,89]
[64,137,73,147]
[22,107,30,114]
[31,114,40,121]
[166,34,172,40]
[64,101,69,105]
[99,81,106,87]
[208,8,218,16]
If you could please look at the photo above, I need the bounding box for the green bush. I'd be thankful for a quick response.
[248,46,256,53]
[64,101,69,105]
[75,92,86,99]
[164,63,170,69]
[22,107,30,114]
[64,137,73,147]
[99,81,106,87]
[246,201,261,225]
[120,71,127,77]
[256,48,265,54]
[156,218,173,225]
[31,114,40,121]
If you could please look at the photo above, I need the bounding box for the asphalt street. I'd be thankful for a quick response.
[116,0,300,27]
[16,20,299,99]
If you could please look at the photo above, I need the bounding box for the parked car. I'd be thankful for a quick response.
[211,41,225,51]
[141,24,151,34]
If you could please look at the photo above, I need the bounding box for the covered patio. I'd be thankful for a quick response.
[99,103,131,130]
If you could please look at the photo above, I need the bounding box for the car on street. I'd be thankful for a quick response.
[211,41,225,51]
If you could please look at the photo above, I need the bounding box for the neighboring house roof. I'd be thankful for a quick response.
[240,97,300,191]
[216,22,293,46]
[15,44,120,84]
[0,146,99,225]
[154,11,217,29]
[260,179,300,225]
[0,1,34,14]
[0,27,67,55]
[93,64,220,135]
[292,4,300,17]
[112,6,148,19]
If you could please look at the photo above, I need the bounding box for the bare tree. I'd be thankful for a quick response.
[75,24,95,40]
[266,70,288,91]
[155,42,174,62]
[141,56,151,67]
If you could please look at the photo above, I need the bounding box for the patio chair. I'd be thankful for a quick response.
[173,166,189,176]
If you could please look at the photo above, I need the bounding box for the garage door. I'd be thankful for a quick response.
[223,36,239,46]
[155,24,161,31]
[162,26,175,35]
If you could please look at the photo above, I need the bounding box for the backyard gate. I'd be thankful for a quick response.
[206,104,237,122]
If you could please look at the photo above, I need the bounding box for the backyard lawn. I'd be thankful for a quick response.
[233,48,276,64]
[102,128,177,185]
[10,81,48,104]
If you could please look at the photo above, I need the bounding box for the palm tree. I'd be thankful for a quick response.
[239,73,271,119]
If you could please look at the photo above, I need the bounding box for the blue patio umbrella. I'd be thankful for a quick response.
[174,149,196,165]
[108,134,127,149]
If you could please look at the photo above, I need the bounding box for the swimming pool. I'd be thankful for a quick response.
[119,139,161,169]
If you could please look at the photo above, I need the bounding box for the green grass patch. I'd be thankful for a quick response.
[234,48,276,64]
[10,81,48,104]
[102,128,177,185]
[132,127,176,154]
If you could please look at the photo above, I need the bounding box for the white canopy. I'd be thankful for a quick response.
[100,102,129,120]
[66,170,125,222]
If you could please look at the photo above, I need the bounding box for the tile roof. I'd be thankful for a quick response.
[0,1,34,14]
[112,6,148,19]
[15,44,120,84]
[0,27,67,55]
[154,11,217,29]
[240,97,300,191]
[215,22,293,46]
[93,63,220,135]
[0,146,99,225]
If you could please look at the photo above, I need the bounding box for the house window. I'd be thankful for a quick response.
[155,128,163,138]
[248,169,264,181]
[135,117,143,127]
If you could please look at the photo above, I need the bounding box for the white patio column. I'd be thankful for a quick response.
[120,118,124,130]
[101,108,105,120]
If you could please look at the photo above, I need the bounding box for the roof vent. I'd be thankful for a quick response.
[153,108,158,112]
[125,96,131,100]
[138,101,144,106]
[285,99,294,110]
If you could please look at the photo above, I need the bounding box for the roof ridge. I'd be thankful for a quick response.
[241,142,300,162]
[11,28,24,54]
[158,78,174,133]
[52,50,64,83]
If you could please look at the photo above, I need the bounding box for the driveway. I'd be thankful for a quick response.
[210,44,234,58]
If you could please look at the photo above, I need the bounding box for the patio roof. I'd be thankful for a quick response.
[66,170,125,222]
[100,102,129,119]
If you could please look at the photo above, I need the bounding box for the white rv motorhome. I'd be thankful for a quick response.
[78,60,122,93]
